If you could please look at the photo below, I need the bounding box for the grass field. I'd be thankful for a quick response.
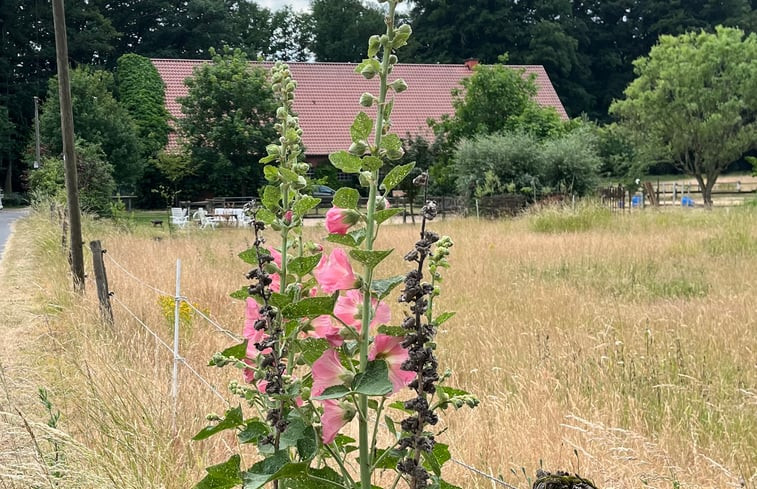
[2,202,756,489]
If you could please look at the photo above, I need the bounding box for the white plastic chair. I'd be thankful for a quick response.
[170,207,189,229]
[192,208,217,229]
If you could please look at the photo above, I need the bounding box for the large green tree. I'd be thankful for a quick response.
[39,67,143,191]
[610,26,757,206]
[307,0,385,62]
[177,47,276,197]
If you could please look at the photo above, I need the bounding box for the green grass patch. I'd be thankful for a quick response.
[528,201,613,233]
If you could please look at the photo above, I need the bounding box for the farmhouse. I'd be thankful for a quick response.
[152,59,568,165]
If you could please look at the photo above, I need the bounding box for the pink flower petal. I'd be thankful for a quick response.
[313,248,357,294]
[369,334,415,393]
[312,349,349,397]
[334,290,391,331]
[321,400,349,444]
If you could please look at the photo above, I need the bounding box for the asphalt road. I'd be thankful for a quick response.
[0,208,30,262]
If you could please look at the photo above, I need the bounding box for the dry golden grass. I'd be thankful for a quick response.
[4,204,757,489]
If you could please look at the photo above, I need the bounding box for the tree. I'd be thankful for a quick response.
[177,46,276,197]
[610,26,757,206]
[38,67,143,191]
[307,0,385,62]
[115,54,171,159]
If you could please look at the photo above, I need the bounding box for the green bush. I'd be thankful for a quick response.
[27,139,116,216]
[541,127,601,196]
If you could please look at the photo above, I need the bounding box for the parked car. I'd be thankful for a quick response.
[312,185,335,199]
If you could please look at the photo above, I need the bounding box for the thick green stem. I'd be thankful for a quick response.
[358,4,397,489]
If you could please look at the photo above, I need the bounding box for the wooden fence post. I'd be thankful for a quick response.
[89,240,113,325]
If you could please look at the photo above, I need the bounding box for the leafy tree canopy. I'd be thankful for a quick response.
[38,66,143,191]
[307,0,386,62]
[115,54,172,159]
[177,46,277,197]
[610,26,757,206]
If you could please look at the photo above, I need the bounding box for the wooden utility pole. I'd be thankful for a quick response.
[52,0,85,290]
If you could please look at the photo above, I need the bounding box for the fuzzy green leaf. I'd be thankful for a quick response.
[380,162,415,193]
[218,341,247,362]
[377,325,405,337]
[422,442,451,476]
[256,209,276,225]
[194,454,242,489]
[286,467,343,489]
[374,208,403,225]
[374,448,403,469]
[351,112,373,142]
[362,155,384,171]
[326,228,366,248]
[230,286,250,300]
[278,167,300,183]
[263,165,279,182]
[238,420,270,444]
[329,150,363,173]
[371,274,405,298]
[299,338,330,365]
[193,406,244,441]
[311,385,351,400]
[262,185,281,211]
[268,292,293,310]
[433,312,456,326]
[333,187,360,209]
[288,254,322,277]
[238,248,259,265]
[242,453,307,489]
[294,196,321,218]
[352,360,392,396]
[281,296,336,319]
[349,249,393,269]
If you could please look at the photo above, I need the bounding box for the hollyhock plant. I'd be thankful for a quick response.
[369,334,415,393]
[321,400,356,444]
[313,248,358,294]
[312,348,352,397]
[334,289,390,330]
[325,207,360,234]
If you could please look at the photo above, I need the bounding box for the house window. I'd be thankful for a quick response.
[337,171,352,182]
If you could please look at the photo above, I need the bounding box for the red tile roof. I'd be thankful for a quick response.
[152,59,568,155]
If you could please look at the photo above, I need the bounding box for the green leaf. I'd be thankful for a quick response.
[438,386,470,397]
[384,415,397,438]
[286,467,344,489]
[288,254,322,277]
[326,228,366,248]
[193,406,244,441]
[219,341,247,361]
[278,416,308,450]
[380,162,416,193]
[422,443,451,476]
[278,167,300,183]
[329,151,363,173]
[281,296,336,319]
[373,448,402,469]
[312,385,351,400]
[438,478,462,489]
[296,426,318,461]
[350,111,373,142]
[355,58,381,76]
[194,454,242,489]
[381,133,402,152]
[352,360,392,396]
[242,451,307,489]
[259,154,277,164]
[261,185,281,211]
[374,208,403,225]
[269,292,293,310]
[377,325,405,337]
[256,209,276,224]
[333,187,361,209]
[294,196,321,218]
[349,249,393,269]
[388,400,411,413]
[362,155,383,171]
[230,286,250,300]
[263,165,279,182]
[299,338,330,365]
[238,419,270,444]
[238,248,259,265]
[433,312,456,326]
[371,275,405,299]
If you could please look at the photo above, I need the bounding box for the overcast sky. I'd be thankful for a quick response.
[258,0,311,12]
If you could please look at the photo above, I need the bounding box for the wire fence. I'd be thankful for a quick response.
[102,250,525,489]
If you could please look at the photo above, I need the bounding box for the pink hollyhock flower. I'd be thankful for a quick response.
[321,400,355,444]
[313,248,358,294]
[334,289,390,330]
[243,298,271,356]
[270,273,280,293]
[256,379,269,393]
[283,210,293,224]
[312,349,352,397]
[309,315,343,347]
[243,358,255,384]
[268,247,282,267]
[325,207,360,235]
[369,334,415,394]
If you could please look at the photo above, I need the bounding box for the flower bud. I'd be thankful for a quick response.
[358,171,373,188]
[389,54,398,64]
[390,78,408,93]
[359,92,376,107]
[349,141,368,156]
[276,107,287,120]
[361,64,377,80]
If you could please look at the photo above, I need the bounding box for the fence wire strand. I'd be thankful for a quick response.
[106,254,171,296]
[183,300,241,342]
[450,457,520,489]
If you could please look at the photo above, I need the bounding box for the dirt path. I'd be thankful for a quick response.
[0,216,56,488]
